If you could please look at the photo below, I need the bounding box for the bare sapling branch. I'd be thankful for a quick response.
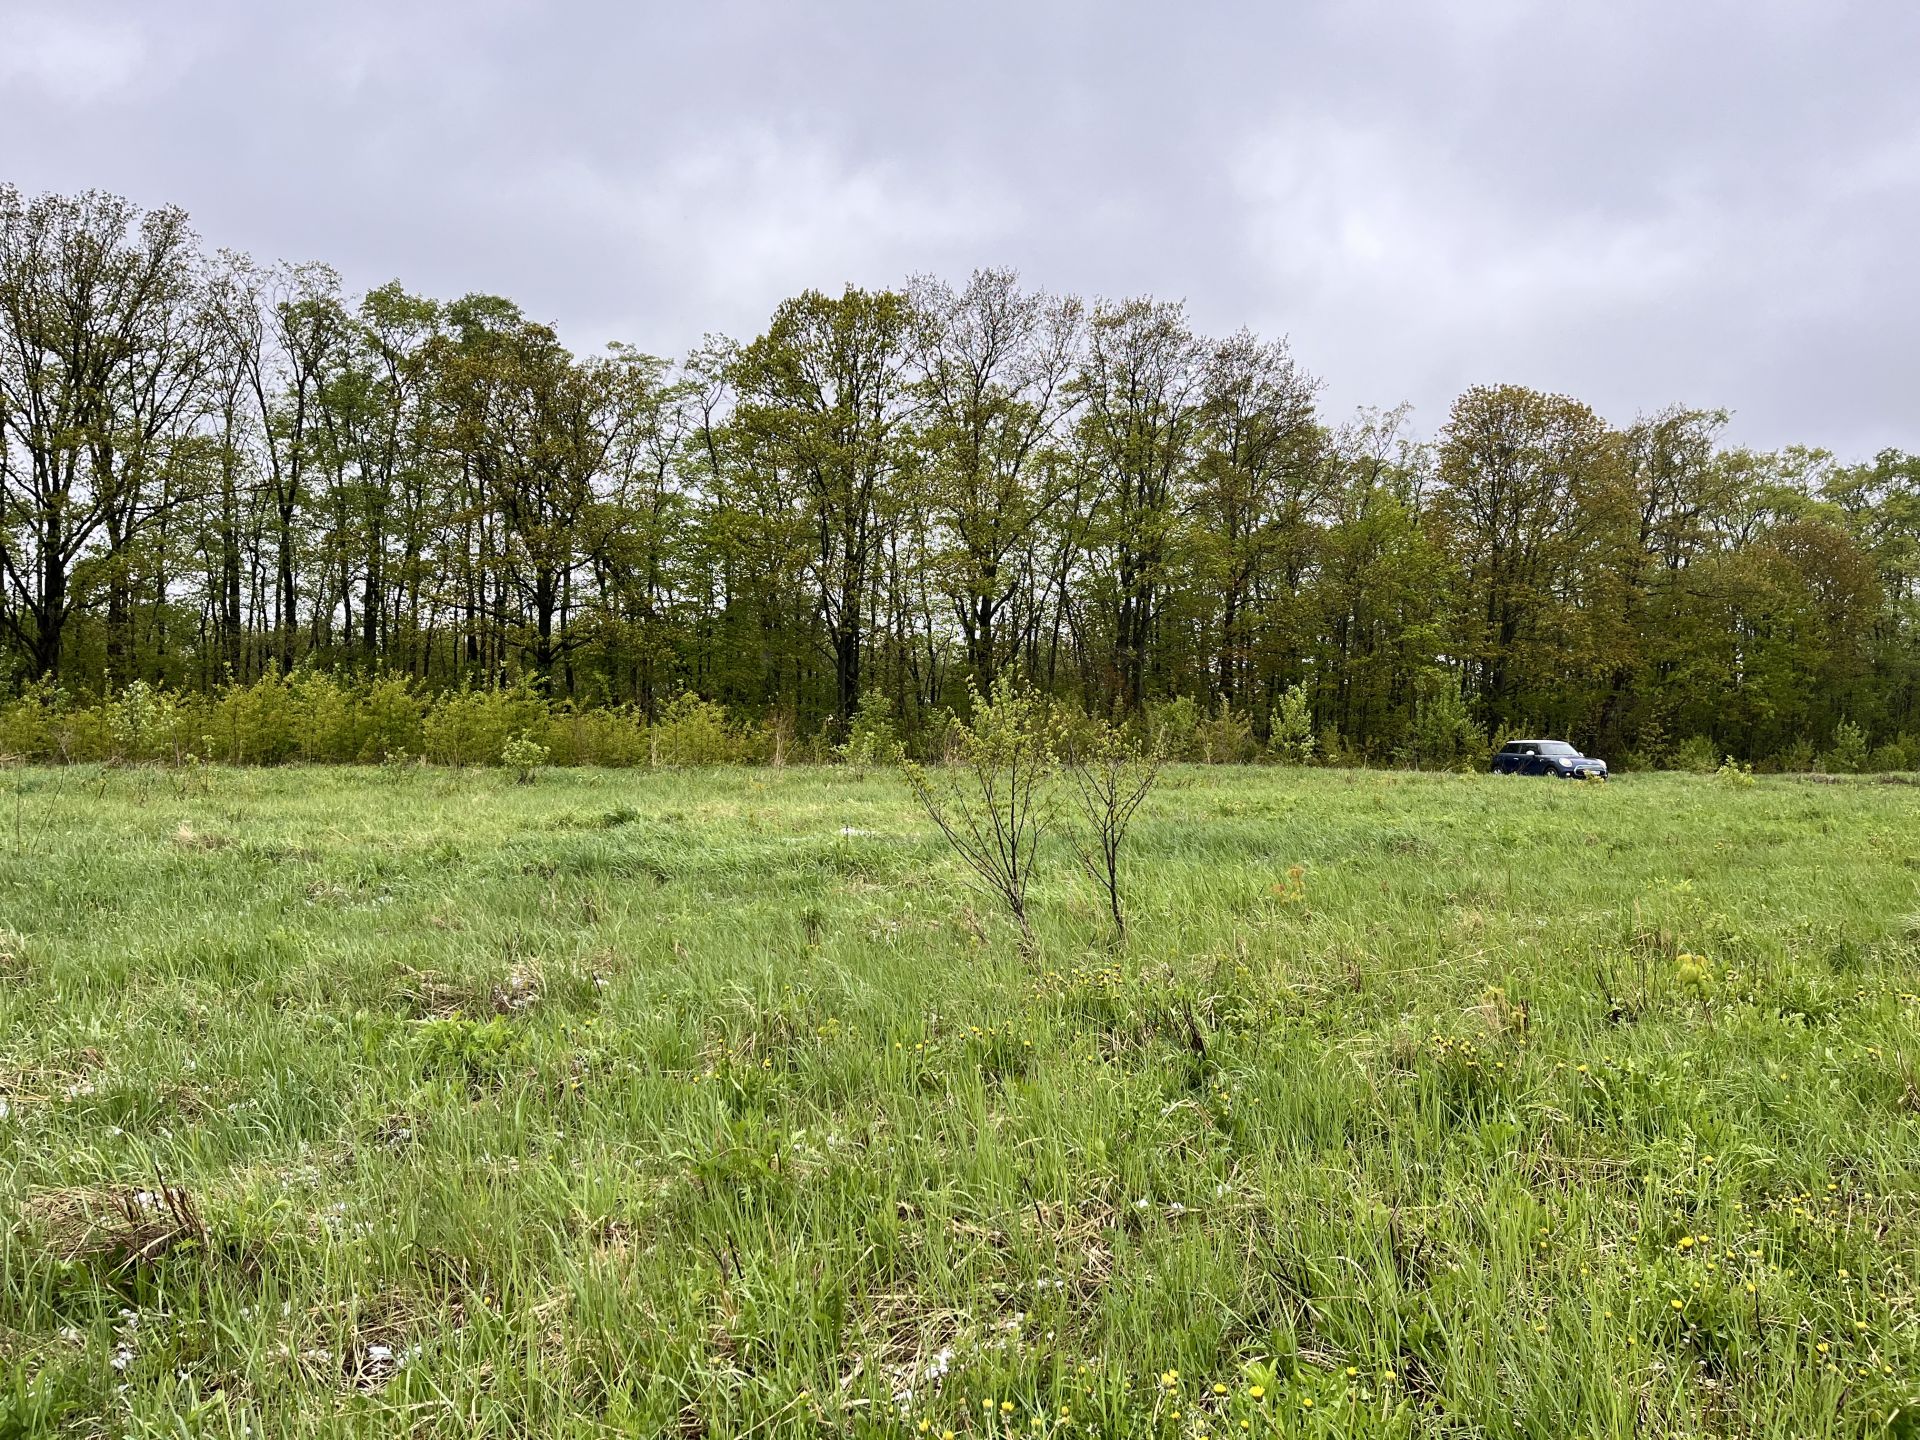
[1062,718,1165,939]
[900,676,1058,952]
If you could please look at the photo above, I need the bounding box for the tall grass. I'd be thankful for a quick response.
[0,765,1915,1436]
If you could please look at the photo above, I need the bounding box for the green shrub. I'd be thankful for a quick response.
[1267,683,1315,764]
[349,674,426,761]
[0,681,64,761]
[838,691,899,769]
[1144,695,1200,761]
[501,731,550,783]
[1868,735,1916,773]
[423,685,546,766]
[542,705,649,767]
[1671,735,1719,774]
[1193,699,1256,763]
[1769,737,1817,773]
[1315,723,1357,767]
[106,681,188,763]
[1822,719,1869,774]
[649,692,737,766]
[1714,755,1755,787]
[1400,670,1486,771]
[209,671,297,763]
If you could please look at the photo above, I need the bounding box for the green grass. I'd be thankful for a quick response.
[1,764,1917,1438]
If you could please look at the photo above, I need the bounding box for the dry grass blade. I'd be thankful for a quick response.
[23,1181,207,1268]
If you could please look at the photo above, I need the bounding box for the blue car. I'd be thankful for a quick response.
[1491,739,1608,779]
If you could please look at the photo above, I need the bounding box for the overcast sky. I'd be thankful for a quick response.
[5,0,1916,455]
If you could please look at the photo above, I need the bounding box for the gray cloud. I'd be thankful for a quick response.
[5,0,1915,453]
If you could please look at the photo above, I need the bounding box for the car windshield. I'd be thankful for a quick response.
[1537,741,1580,758]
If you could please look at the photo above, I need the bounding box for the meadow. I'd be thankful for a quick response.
[1,763,1917,1438]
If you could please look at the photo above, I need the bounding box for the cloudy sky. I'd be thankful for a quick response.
[5,0,1916,455]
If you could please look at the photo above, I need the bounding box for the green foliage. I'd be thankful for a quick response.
[1400,669,1486,770]
[1268,682,1315,764]
[1192,699,1256,763]
[1144,695,1200,760]
[648,692,739,766]
[1714,754,1756,787]
[836,691,899,770]
[1869,735,1916,773]
[1315,722,1356,767]
[1770,737,1818,773]
[422,684,547,767]
[1061,717,1165,937]
[540,704,652,768]
[412,1014,529,1084]
[1673,735,1722,774]
[355,675,430,762]
[105,681,187,762]
[5,186,1920,776]
[1823,718,1870,774]
[501,731,550,783]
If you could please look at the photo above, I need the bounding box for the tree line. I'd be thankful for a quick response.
[3,184,1917,768]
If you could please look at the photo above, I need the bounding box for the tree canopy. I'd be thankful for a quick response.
[3,185,1916,767]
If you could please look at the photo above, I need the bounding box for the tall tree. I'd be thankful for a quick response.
[728,287,916,730]
[1434,384,1621,730]
[0,186,211,682]
[911,270,1083,690]
[1073,299,1207,709]
[1188,329,1323,710]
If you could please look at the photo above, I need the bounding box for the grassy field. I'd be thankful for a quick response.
[1,764,1917,1438]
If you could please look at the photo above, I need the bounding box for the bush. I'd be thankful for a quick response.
[838,691,899,769]
[501,731,550,783]
[901,676,1058,948]
[1868,735,1916,773]
[1629,719,1673,771]
[1268,683,1315,764]
[542,705,649,767]
[1822,719,1869,774]
[1061,717,1164,938]
[208,672,298,763]
[1400,670,1486,771]
[1193,699,1256,763]
[648,692,737,766]
[106,681,189,763]
[423,685,547,767]
[0,676,781,769]
[350,675,427,762]
[1671,735,1719,774]
[0,681,61,759]
[1714,755,1755,787]
[1145,695,1200,761]
[1768,738,1817,773]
